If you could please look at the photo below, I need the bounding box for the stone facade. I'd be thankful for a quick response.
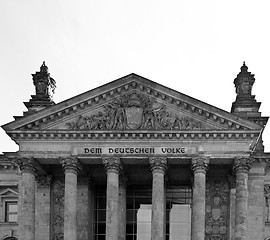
[1,63,270,240]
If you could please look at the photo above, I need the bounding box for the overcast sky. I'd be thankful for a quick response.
[1,0,270,153]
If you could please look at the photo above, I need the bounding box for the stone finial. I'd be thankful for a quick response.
[233,156,254,174]
[149,157,167,173]
[40,61,48,73]
[60,157,82,175]
[102,156,122,173]
[191,156,210,174]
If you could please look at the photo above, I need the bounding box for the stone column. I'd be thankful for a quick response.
[119,175,127,240]
[233,156,253,240]
[149,156,167,240]
[102,157,122,240]
[36,175,52,240]
[61,157,82,240]
[16,158,40,240]
[191,156,210,240]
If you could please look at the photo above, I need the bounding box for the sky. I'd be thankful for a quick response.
[0,0,270,153]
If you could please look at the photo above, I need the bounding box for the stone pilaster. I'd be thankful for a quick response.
[247,160,265,240]
[16,158,40,240]
[264,185,270,223]
[228,175,236,240]
[119,175,127,240]
[36,175,52,240]
[149,156,167,240]
[61,157,82,240]
[191,156,210,240]
[77,177,92,240]
[233,156,253,240]
[102,156,122,240]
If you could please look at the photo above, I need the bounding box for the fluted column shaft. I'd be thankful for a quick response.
[103,157,122,240]
[61,157,82,240]
[16,158,39,240]
[191,156,210,240]
[233,157,253,240]
[149,157,167,240]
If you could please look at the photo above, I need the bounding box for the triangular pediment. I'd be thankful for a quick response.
[2,73,261,137]
[0,188,18,199]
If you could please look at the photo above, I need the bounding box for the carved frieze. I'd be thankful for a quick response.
[52,178,65,240]
[264,184,270,222]
[66,92,203,130]
[205,180,230,240]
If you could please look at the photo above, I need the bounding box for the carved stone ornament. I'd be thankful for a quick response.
[14,157,41,175]
[66,92,203,130]
[227,175,236,188]
[205,180,230,240]
[52,178,65,240]
[60,157,82,175]
[264,184,270,222]
[265,184,270,196]
[149,157,167,173]
[36,175,52,188]
[233,156,254,174]
[102,156,122,173]
[191,156,210,174]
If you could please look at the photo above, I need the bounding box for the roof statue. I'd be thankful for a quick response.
[23,61,56,116]
[234,61,255,97]
[231,62,268,152]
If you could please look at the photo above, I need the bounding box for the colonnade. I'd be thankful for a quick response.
[16,155,254,240]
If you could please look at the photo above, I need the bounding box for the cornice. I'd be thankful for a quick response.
[2,76,261,132]
[6,129,260,141]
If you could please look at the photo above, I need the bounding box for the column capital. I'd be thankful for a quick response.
[36,175,52,188]
[233,156,254,174]
[102,156,122,173]
[149,156,167,174]
[191,156,210,174]
[15,157,41,175]
[60,157,82,175]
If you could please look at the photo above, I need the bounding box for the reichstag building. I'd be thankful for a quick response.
[0,62,270,240]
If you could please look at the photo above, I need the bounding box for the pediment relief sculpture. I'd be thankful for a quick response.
[66,92,203,130]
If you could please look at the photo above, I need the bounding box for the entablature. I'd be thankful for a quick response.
[7,129,260,142]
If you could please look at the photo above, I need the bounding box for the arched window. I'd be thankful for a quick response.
[3,237,18,240]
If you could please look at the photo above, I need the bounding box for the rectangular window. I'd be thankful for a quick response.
[166,187,192,240]
[94,186,192,240]
[5,201,18,222]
